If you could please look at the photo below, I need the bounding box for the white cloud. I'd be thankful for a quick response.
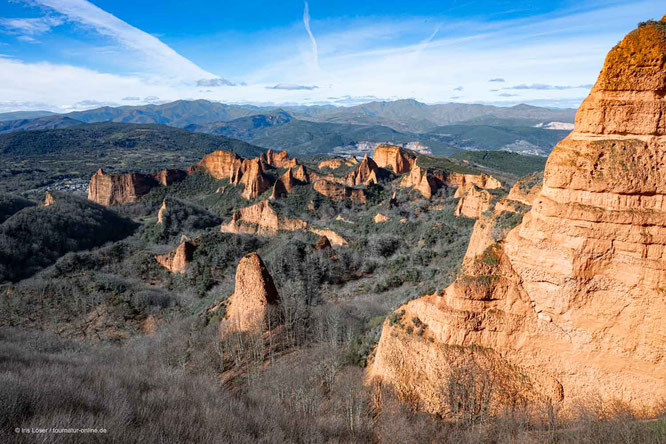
[0,16,63,36]
[29,0,215,81]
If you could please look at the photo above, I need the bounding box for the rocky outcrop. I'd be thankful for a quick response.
[373,213,390,223]
[292,165,311,183]
[223,253,280,333]
[155,241,196,274]
[152,168,186,186]
[238,158,271,200]
[370,19,666,416]
[221,200,347,245]
[318,156,358,170]
[373,144,416,174]
[157,200,168,224]
[43,192,55,206]
[221,200,307,235]
[196,150,244,180]
[400,165,440,199]
[454,186,492,219]
[261,149,298,168]
[313,179,366,204]
[451,173,502,198]
[270,168,297,199]
[345,154,380,186]
[88,168,157,206]
[309,228,347,246]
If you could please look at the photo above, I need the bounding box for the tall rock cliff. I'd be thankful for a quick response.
[370,18,666,416]
[88,169,157,206]
[261,149,298,168]
[373,144,416,174]
[155,241,196,274]
[223,253,280,333]
[345,154,380,186]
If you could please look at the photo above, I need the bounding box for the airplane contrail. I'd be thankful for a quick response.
[303,1,319,69]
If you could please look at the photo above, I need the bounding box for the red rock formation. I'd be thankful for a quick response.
[373,144,416,174]
[221,200,347,245]
[43,192,55,206]
[88,168,157,206]
[345,154,380,186]
[238,158,270,200]
[155,241,196,274]
[454,186,493,219]
[152,168,186,186]
[197,150,244,180]
[157,200,167,224]
[450,173,502,197]
[373,213,390,223]
[223,253,280,333]
[221,200,307,235]
[270,168,297,199]
[292,165,311,183]
[400,165,439,199]
[313,179,366,204]
[370,19,666,416]
[261,149,298,168]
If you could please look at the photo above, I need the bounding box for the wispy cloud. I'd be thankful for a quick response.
[0,16,64,36]
[453,86,464,91]
[196,78,235,87]
[503,83,593,90]
[29,0,214,81]
[302,1,319,69]
[121,96,139,101]
[266,83,318,90]
[489,78,505,82]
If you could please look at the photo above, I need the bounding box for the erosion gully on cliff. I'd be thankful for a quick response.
[370,17,666,417]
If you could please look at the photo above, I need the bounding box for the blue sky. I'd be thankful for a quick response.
[0,0,662,112]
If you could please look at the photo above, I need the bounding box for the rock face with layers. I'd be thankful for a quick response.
[238,158,271,199]
[370,19,666,416]
[345,154,380,186]
[400,165,440,199]
[221,200,348,245]
[223,253,280,333]
[155,241,196,274]
[454,186,493,219]
[451,173,502,197]
[221,200,307,235]
[373,144,416,174]
[196,150,244,180]
[313,179,366,204]
[88,168,157,206]
[261,149,298,168]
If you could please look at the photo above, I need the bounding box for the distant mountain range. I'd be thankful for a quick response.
[0,99,576,156]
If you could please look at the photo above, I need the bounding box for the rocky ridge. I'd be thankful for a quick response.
[370,18,666,416]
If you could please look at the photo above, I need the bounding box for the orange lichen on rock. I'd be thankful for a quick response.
[373,144,416,174]
[223,253,280,333]
[155,241,196,274]
[88,168,157,206]
[370,18,666,416]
